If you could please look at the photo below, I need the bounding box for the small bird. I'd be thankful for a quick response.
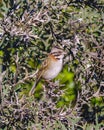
[29,46,66,96]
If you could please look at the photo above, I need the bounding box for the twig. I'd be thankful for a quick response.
[12,70,38,87]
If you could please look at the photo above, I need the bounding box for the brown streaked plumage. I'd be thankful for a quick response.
[29,47,65,96]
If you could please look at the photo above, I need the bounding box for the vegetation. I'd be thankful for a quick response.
[0,0,104,129]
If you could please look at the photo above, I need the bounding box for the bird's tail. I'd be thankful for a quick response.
[29,80,38,96]
[29,71,42,96]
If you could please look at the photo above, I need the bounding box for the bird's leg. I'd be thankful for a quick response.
[45,80,59,88]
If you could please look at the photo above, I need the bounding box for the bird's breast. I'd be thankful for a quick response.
[42,59,63,80]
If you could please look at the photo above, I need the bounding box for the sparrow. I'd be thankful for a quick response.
[29,46,66,96]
